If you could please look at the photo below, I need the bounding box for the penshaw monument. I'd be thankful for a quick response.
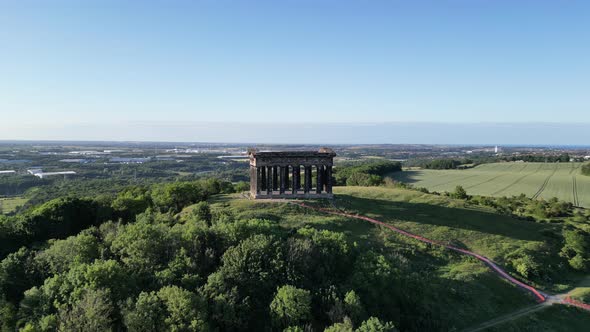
[249,148,336,199]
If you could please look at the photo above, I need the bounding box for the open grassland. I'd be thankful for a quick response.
[204,187,590,329]
[392,162,590,207]
[486,305,590,332]
[0,196,27,214]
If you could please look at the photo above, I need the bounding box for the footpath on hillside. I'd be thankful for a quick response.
[289,201,590,315]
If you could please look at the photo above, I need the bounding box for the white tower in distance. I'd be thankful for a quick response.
[494,146,499,153]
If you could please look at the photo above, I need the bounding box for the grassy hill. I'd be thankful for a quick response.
[391,162,590,207]
[203,186,590,330]
[3,180,588,331]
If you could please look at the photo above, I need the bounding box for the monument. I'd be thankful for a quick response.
[249,148,336,199]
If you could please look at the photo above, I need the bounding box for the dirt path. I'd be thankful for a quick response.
[293,201,547,301]
[462,300,556,332]
[290,201,590,318]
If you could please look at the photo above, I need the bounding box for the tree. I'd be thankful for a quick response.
[46,259,132,308]
[270,285,312,328]
[296,228,350,287]
[204,235,283,330]
[58,288,113,332]
[569,254,587,271]
[452,186,468,200]
[355,317,397,332]
[233,181,250,192]
[16,286,52,329]
[151,182,206,213]
[111,219,172,274]
[511,254,540,279]
[0,247,40,303]
[346,173,383,187]
[284,327,304,332]
[344,290,365,324]
[191,202,212,226]
[157,286,208,332]
[123,291,167,332]
[36,232,100,275]
[111,186,152,221]
[0,295,17,332]
[123,287,207,332]
[27,197,110,242]
[324,317,353,332]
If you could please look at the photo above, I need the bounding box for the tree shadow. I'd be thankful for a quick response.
[388,170,424,184]
[335,194,553,242]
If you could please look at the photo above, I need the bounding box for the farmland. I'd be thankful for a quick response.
[391,162,590,208]
[0,196,27,214]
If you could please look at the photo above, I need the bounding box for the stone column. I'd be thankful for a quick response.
[261,166,266,191]
[295,166,301,190]
[266,166,273,196]
[291,165,298,194]
[284,165,290,191]
[279,166,286,194]
[250,166,257,195]
[304,166,311,193]
[273,166,279,191]
[256,167,262,194]
[316,165,323,194]
[326,166,333,194]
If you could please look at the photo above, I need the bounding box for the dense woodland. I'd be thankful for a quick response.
[334,161,401,186]
[0,178,403,332]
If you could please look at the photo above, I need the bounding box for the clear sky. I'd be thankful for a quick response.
[1,0,589,143]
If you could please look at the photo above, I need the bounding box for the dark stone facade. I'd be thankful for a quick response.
[249,148,336,199]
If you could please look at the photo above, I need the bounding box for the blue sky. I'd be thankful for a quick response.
[1,1,589,143]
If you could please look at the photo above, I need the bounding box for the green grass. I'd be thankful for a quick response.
[566,276,590,303]
[486,305,590,332]
[0,196,27,214]
[191,187,590,329]
[392,162,590,208]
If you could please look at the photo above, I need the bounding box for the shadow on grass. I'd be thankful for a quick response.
[389,170,425,184]
[335,194,552,242]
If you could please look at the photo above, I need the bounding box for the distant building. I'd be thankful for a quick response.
[110,157,151,164]
[34,171,76,179]
[217,155,249,159]
[59,159,91,163]
[0,170,16,175]
[69,150,108,155]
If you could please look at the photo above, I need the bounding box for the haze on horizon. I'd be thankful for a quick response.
[1,0,589,143]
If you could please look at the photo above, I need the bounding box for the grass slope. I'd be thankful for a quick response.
[199,187,590,330]
[0,196,27,214]
[486,305,590,332]
[392,162,590,207]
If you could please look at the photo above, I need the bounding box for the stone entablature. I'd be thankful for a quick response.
[249,148,336,199]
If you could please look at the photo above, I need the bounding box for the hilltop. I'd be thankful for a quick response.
[2,181,590,331]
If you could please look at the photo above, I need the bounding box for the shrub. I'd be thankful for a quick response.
[451,186,469,200]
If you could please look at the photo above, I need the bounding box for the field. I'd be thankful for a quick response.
[391,162,590,208]
[0,196,27,214]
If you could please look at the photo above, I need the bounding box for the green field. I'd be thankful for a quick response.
[392,162,590,208]
[0,196,27,214]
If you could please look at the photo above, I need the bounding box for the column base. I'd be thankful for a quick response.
[251,192,334,200]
